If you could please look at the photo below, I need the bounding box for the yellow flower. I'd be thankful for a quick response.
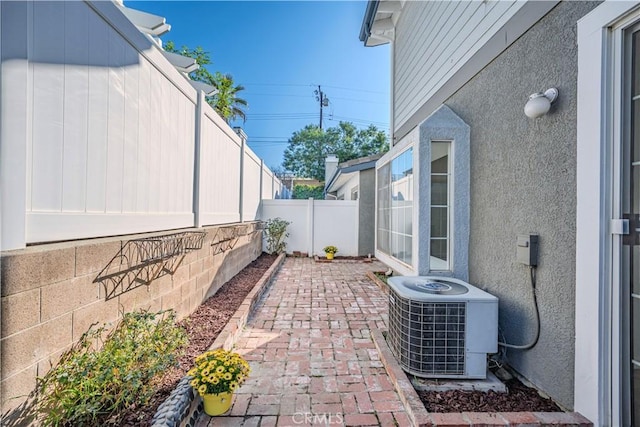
[202,368,210,377]
[229,367,236,374]
[198,384,207,395]
[190,379,199,387]
[223,372,233,381]
[187,368,197,377]
[229,381,238,390]
[211,377,220,385]
[236,374,244,382]
[207,375,216,383]
[216,366,225,374]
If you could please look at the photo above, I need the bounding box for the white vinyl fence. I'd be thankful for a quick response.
[260,199,359,256]
[1,1,283,250]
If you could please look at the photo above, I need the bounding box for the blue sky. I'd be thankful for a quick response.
[127,1,390,169]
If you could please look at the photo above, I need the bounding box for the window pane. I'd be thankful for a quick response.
[431,141,451,270]
[377,148,413,264]
[431,207,448,238]
[431,175,448,205]
[431,239,447,262]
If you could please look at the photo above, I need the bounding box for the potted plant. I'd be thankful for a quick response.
[188,349,251,416]
[323,245,338,260]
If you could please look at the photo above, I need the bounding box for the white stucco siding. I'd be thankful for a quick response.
[393,0,526,133]
[336,174,360,200]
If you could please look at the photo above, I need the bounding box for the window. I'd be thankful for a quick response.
[430,142,451,270]
[377,148,413,265]
[417,105,469,279]
[351,186,359,201]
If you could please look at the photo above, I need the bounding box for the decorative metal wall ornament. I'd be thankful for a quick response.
[210,226,240,255]
[94,231,205,300]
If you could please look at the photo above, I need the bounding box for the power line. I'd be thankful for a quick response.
[244,82,386,95]
[244,93,312,98]
[331,96,386,105]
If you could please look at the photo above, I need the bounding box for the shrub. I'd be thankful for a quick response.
[264,217,291,254]
[35,309,187,426]
[292,184,324,199]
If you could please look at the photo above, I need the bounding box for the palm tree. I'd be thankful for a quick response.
[163,42,247,123]
[211,72,248,123]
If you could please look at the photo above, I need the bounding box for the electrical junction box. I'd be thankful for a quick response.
[517,234,539,267]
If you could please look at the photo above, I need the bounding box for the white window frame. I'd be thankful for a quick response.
[429,140,453,271]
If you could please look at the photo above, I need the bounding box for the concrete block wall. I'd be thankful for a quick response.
[0,222,262,414]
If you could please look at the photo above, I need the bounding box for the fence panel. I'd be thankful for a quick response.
[198,107,242,225]
[260,199,358,256]
[1,1,279,250]
[25,1,197,244]
[313,201,359,256]
[242,148,262,221]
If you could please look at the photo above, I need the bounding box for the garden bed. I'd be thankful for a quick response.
[121,253,280,427]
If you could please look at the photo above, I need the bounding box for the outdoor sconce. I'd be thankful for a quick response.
[524,88,558,119]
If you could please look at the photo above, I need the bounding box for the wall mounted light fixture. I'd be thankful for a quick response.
[524,88,558,119]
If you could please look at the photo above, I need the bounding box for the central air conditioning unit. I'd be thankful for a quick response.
[387,276,498,379]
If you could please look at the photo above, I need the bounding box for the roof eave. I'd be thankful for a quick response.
[359,0,380,45]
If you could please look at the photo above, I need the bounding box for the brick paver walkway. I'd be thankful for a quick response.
[196,257,411,427]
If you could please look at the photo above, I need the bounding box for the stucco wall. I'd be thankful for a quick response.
[0,222,262,415]
[445,1,599,410]
[359,168,376,256]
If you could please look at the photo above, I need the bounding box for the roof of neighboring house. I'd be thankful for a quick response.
[325,153,383,193]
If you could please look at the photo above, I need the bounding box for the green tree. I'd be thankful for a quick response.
[282,122,388,181]
[164,42,247,123]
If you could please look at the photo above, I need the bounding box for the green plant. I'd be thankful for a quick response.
[323,245,338,255]
[264,217,291,254]
[187,349,250,396]
[35,310,187,426]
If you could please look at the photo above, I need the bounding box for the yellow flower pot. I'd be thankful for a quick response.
[202,392,233,416]
[326,253,334,260]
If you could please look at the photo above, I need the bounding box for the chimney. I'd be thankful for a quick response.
[324,154,339,186]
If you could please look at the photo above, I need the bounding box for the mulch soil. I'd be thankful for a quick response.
[417,377,563,412]
[122,253,277,427]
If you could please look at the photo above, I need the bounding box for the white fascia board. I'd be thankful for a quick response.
[327,171,357,193]
[162,50,199,74]
[117,5,171,36]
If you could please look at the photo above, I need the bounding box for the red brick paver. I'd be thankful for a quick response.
[202,258,406,426]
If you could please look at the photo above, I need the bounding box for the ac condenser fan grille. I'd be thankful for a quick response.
[388,289,466,377]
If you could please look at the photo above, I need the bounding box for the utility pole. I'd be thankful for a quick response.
[314,85,329,129]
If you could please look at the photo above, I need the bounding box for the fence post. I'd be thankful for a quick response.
[234,127,247,223]
[193,90,204,228]
[307,198,314,256]
[259,159,264,203]
[1,1,30,250]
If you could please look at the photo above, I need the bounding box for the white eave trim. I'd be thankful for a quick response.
[189,80,218,97]
[162,50,199,74]
[117,5,171,36]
